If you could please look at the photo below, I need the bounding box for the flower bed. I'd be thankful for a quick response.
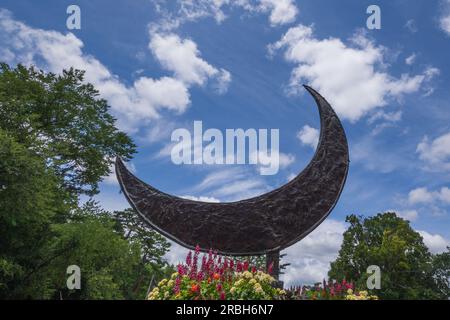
[286,280,378,300]
[148,246,284,300]
[148,246,378,300]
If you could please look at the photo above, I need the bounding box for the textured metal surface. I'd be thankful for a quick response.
[116,85,349,256]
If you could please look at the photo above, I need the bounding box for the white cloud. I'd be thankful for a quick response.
[0,10,229,134]
[269,25,438,122]
[257,0,298,26]
[0,9,192,133]
[440,0,450,35]
[249,150,295,175]
[281,219,347,286]
[279,152,296,168]
[164,240,190,266]
[408,187,436,204]
[149,32,231,92]
[367,110,402,135]
[405,19,418,33]
[368,110,402,124]
[397,209,419,222]
[418,230,450,253]
[408,187,450,205]
[405,53,417,65]
[297,125,319,149]
[180,195,221,202]
[192,167,270,201]
[441,15,450,35]
[417,132,450,171]
[152,0,298,30]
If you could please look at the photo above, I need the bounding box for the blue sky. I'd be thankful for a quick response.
[1,0,450,285]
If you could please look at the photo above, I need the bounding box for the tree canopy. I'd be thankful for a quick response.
[0,64,171,299]
[328,212,449,299]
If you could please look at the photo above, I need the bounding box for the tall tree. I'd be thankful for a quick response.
[0,64,170,299]
[0,63,135,196]
[0,129,70,297]
[328,212,447,299]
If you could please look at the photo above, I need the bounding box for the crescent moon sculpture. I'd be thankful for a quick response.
[116,85,349,258]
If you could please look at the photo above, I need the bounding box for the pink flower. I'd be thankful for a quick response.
[177,264,185,276]
[173,277,181,293]
[186,251,192,266]
[220,292,226,300]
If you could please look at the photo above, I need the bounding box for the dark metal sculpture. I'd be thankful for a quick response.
[116,85,349,278]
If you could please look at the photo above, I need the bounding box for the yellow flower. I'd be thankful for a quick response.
[171,272,179,279]
[347,288,353,295]
[242,271,253,279]
[254,286,264,294]
[151,287,159,294]
[359,290,368,297]
[279,290,286,295]
[167,280,174,288]
[230,287,236,294]
[158,279,168,287]
[254,283,264,294]
[249,279,257,285]
[148,288,160,300]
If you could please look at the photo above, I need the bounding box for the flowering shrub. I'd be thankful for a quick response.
[345,289,378,300]
[148,246,285,300]
[286,280,378,300]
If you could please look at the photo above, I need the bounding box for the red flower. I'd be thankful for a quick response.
[190,284,200,294]
[220,292,226,300]
[268,262,273,275]
[213,273,221,281]
[186,251,192,266]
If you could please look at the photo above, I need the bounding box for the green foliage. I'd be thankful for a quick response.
[0,63,135,196]
[0,129,71,297]
[328,212,448,300]
[431,247,450,298]
[0,63,170,299]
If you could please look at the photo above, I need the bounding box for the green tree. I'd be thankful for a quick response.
[431,247,450,298]
[112,208,173,298]
[0,63,171,299]
[0,129,71,297]
[0,63,135,196]
[328,212,447,299]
